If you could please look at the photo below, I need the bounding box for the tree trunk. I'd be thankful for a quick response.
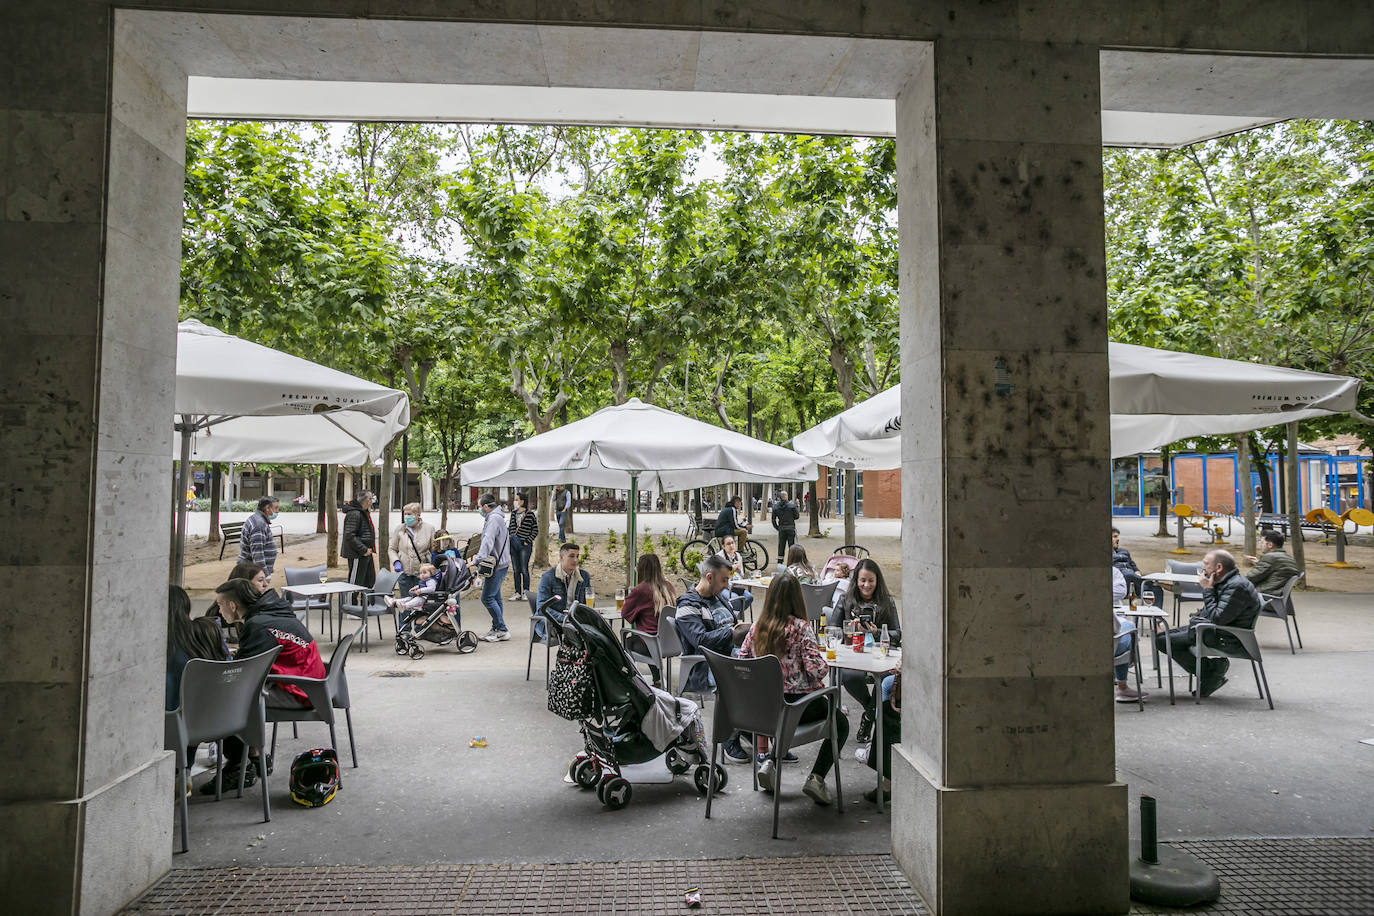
[377,439,395,566]
[316,464,328,533]
[1252,436,1275,513]
[533,484,552,570]
[1238,435,1256,558]
[1285,421,1306,572]
[208,462,223,544]
[807,479,822,537]
[325,463,340,569]
[439,472,450,531]
[565,488,575,535]
[842,471,857,545]
[1155,447,1172,537]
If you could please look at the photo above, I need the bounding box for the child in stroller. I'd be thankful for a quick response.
[393,555,478,659]
[546,600,724,810]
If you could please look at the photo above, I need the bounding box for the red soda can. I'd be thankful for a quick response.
[851,632,864,652]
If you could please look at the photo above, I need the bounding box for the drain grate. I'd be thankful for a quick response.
[371,670,425,678]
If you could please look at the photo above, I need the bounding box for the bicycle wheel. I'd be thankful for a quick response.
[680,539,710,570]
[741,539,769,574]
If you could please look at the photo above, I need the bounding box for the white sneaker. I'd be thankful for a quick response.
[480,629,501,642]
[854,746,870,765]
[493,630,511,641]
[756,758,776,793]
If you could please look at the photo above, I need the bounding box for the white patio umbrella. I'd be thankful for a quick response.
[171,319,411,583]
[792,343,1362,467]
[460,398,817,579]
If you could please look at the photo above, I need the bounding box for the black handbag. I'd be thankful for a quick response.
[547,644,596,721]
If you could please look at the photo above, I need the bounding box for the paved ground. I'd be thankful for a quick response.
[124,839,1374,914]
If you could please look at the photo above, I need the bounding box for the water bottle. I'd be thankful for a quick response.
[879,624,891,657]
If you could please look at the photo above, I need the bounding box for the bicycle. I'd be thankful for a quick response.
[679,531,770,576]
[684,513,702,541]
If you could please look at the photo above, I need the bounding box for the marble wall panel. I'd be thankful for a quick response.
[538,25,700,90]
[0,565,93,685]
[0,0,111,112]
[0,221,105,335]
[373,20,547,85]
[4,110,107,224]
[78,754,176,916]
[0,681,84,801]
[105,120,185,255]
[80,658,166,794]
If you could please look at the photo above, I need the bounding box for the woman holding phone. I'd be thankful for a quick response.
[832,558,900,747]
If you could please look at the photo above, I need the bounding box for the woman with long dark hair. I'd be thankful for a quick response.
[832,557,901,746]
[621,553,677,635]
[167,585,228,710]
[508,491,539,600]
[739,574,848,806]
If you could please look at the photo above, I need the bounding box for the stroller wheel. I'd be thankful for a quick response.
[409,645,425,660]
[598,775,632,810]
[572,757,600,790]
[394,639,410,656]
[665,748,691,776]
[694,763,728,795]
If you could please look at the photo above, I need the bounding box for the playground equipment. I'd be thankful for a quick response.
[1168,504,1228,554]
[1308,506,1374,569]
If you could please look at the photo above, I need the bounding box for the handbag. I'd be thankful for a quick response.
[547,644,597,721]
[475,520,508,579]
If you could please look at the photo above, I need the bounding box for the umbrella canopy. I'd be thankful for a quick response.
[460,398,816,490]
[175,319,411,464]
[792,344,1362,466]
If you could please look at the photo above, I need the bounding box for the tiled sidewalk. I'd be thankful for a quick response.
[123,838,1374,915]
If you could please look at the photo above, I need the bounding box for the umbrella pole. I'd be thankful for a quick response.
[627,474,639,588]
[173,417,193,587]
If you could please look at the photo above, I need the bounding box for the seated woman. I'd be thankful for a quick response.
[783,544,817,583]
[622,553,678,686]
[832,558,901,745]
[166,585,229,712]
[715,535,754,615]
[739,574,848,806]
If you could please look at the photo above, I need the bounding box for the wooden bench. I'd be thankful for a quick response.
[217,520,286,559]
[1256,513,1328,542]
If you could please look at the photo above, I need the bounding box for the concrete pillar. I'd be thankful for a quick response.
[265,470,275,497]
[421,471,435,511]
[1,6,187,912]
[343,472,354,503]
[892,40,1126,915]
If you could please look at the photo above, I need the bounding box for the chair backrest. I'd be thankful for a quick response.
[834,544,869,559]
[800,581,839,622]
[179,647,281,746]
[284,565,326,586]
[702,648,783,736]
[1273,572,1303,602]
[656,607,685,657]
[1166,559,1204,597]
[327,627,359,707]
[372,569,401,599]
[680,577,696,594]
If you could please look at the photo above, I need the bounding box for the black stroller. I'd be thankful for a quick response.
[393,555,478,660]
[546,600,724,810]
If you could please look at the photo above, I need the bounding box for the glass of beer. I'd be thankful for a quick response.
[615,588,625,612]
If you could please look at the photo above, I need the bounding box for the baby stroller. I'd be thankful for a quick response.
[547,601,724,810]
[393,555,478,660]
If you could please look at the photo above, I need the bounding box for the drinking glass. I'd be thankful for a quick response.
[587,590,596,609]
[1142,590,1155,609]
[318,570,328,585]
[615,588,626,612]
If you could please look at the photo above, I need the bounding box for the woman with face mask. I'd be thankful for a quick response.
[389,501,435,596]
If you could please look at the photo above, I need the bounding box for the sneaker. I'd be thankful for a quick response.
[779,751,799,764]
[493,629,511,641]
[1115,684,1149,703]
[479,629,501,642]
[854,746,870,765]
[856,711,875,745]
[721,737,751,764]
[803,774,832,806]
[199,765,256,795]
[512,591,524,601]
[756,758,776,793]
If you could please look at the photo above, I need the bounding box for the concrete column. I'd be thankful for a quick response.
[420,471,435,511]
[343,473,354,503]
[1,7,187,912]
[265,470,275,497]
[892,40,1126,915]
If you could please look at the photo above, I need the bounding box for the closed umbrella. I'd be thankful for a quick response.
[172,319,411,583]
[460,398,816,579]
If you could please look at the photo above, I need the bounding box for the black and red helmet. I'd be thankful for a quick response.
[289,747,339,808]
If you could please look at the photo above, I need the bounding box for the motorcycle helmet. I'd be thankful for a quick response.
[289,747,340,808]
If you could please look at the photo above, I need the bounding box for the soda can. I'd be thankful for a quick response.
[851,632,864,652]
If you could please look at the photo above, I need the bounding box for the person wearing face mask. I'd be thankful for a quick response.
[390,501,436,596]
[236,496,280,582]
[473,492,512,642]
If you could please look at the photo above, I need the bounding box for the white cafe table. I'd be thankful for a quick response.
[281,581,369,643]
[1115,605,1176,705]
[827,645,900,813]
[1142,571,1201,586]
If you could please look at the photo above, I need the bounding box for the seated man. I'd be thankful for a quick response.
[714,495,751,540]
[674,555,751,759]
[534,542,590,638]
[1154,549,1261,698]
[1244,529,1300,595]
[1112,526,1161,605]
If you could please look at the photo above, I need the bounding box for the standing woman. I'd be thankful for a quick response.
[341,489,377,589]
[508,492,539,601]
[738,574,848,806]
[390,502,436,596]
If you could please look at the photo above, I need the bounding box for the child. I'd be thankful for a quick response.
[387,563,439,612]
[828,563,852,601]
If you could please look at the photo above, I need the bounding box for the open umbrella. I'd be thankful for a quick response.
[172,319,410,583]
[460,398,817,580]
[793,344,1362,466]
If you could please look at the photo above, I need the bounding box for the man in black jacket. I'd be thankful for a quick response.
[342,490,377,589]
[675,555,751,761]
[771,492,799,559]
[1155,549,1261,698]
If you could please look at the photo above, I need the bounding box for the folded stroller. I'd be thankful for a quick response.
[548,601,724,810]
[393,555,478,660]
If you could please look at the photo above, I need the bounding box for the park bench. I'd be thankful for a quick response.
[1256,513,1328,542]
[217,520,286,560]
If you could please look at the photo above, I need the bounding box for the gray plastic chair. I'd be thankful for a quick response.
[340,568,399,652]
[1258,572,1304,654]
[623,605,692,691]
[1190,622,1274,709]
[659,613,708,702]
[527,592,563,684]
[1165,559,1204,626]
[284,565,331,637]
[701,648,844,839]
[164,647,281,854]
[267,625,361,774]
[800,581,839,627]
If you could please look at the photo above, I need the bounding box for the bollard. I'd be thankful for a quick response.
[1139,795,1159,865]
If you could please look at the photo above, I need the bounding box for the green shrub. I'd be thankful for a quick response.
[683,550,703,572]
